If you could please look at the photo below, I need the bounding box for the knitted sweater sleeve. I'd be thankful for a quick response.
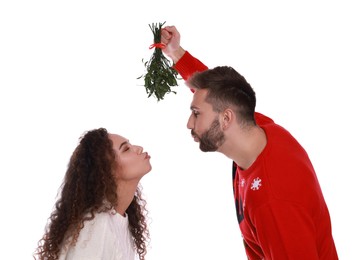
[173,51,208,80]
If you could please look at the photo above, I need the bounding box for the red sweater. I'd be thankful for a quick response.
[174,51,338,259]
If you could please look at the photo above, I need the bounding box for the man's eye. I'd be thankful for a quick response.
[193,111,199,117]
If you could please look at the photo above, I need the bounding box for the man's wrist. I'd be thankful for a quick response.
[169,47,186,64]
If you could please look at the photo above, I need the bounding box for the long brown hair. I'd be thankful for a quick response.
[34,128,149,260]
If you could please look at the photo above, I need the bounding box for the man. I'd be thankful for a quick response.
[161,25,338,259]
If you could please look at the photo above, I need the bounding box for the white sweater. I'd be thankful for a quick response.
[59,211,136,260]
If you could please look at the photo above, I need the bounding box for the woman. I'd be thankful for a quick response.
[34,128,151,260]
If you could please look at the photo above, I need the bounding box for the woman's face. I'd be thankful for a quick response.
[109,133,152,181]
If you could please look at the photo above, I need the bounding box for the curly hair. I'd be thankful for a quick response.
[34,128,149,260]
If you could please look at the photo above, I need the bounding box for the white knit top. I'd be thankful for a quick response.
[59,210,135,260]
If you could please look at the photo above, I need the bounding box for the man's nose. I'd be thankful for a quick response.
[187,115,194,129]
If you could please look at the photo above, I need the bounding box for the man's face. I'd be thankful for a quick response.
[187,89,225,152]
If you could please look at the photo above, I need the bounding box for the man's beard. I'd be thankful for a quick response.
[192,118,225,152]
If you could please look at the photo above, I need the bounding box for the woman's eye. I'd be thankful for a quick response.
[120,146,130,152]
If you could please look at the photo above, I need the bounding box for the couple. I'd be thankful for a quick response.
[34,26,338,260]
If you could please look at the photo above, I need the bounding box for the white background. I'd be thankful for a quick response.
[1,1,357,259]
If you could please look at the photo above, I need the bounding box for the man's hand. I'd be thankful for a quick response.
[161,25,185,63]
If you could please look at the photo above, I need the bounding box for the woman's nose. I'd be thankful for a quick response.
[134,145,143,154]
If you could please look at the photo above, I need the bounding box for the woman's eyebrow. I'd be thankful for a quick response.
[119,140,129,150]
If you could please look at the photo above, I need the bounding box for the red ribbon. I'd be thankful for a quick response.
[149,43,166,49]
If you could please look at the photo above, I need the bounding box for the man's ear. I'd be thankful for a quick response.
[222,109,235,130]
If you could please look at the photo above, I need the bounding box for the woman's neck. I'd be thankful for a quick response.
[115,181,139,216]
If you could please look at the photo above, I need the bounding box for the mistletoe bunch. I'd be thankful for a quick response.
[138,22,179,101]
